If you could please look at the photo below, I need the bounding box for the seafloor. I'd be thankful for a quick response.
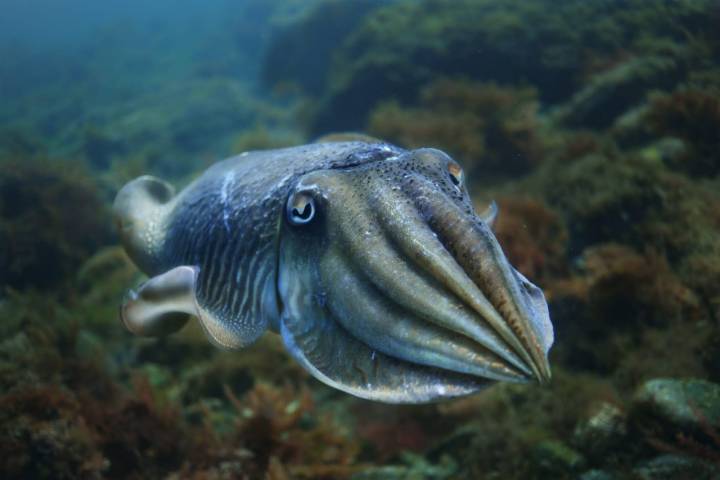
[1,1,720,479]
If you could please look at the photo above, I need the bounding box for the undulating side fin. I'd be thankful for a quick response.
[113,175,176,275]
[121,266,197,336]
[121,265,255,350]
[314,132,384,144]
[479,200,498,229]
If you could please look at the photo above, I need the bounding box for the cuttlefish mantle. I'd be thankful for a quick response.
[113,140,554,403]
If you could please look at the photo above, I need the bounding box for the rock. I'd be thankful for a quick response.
[644,89,720,177]
[611,104,654,148]
[262,0,385,96]
[633,454,719,480]
[633,378,720,433]
[0,159,113,291]
[351,465,409,480]
[533,440,586,475]
[573,402,627,458]
[631,137,691,175]
[579,470,616,480]
[304,0,713,134]
[553,55,686,129]
[351,452,457,480]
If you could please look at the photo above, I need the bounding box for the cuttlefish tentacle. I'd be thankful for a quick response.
[366,178,531,375]
[327,178,531,379]
[409,176,552,382]
[322,246,527,382]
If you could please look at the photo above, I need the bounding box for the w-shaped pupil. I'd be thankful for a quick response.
[293,203,312,220]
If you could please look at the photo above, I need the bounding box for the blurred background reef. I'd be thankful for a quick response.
[1,0,720,478]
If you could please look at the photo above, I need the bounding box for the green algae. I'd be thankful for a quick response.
[368,79,541,182]
[0,158,113,291]
[262,0,720,134]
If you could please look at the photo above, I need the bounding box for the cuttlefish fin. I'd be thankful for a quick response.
[479,200,498,229]
[113,175,176,275]
[121,265,252,350]
[121,265,198,336]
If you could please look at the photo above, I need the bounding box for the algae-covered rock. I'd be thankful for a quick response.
[645,88,720,177]
[540,154,663,255]
[368,80,542,180]
[292,0,719,133]
[579,470,616,480]
[0,159,113,291]
[3,1,720,478]
[532,439,586,476]
[491,197,568,285]
[0,386,108,479]
[702,331,720,384]
[633,454,719,480]
[573,402,627,460]
[633,378,720,432]
[262,0,386,95]
[310,0,590,132]
[351,452,457,480]
[553,55,686,129]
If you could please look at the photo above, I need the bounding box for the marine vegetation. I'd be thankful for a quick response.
[0,157,113,291]
[261,0,720,134]
[2,0,720,478]
[645,88,720,177]
[368,79,542,180]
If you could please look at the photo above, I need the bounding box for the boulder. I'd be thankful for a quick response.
[633,378,720,433]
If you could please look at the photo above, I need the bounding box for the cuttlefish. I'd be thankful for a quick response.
[114,139,553,403]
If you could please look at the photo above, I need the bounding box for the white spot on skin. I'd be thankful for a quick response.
[436,385,447,396]
[221,172,235,233]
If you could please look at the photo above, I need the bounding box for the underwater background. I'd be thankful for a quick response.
[1,0,720,478]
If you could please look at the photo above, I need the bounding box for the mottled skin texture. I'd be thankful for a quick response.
[114,141,553,403]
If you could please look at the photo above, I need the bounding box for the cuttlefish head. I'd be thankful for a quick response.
[277,148,553,403]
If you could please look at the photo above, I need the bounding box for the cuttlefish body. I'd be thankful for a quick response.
[114,140,553,403]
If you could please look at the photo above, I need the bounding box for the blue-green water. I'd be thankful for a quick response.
[1,1,719,478]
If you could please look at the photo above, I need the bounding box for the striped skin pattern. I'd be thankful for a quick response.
[115,141,554,403]
[160,142,403,348]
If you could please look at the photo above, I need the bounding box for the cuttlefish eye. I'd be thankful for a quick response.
[447,162,464,187]
[287,191,316,225]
